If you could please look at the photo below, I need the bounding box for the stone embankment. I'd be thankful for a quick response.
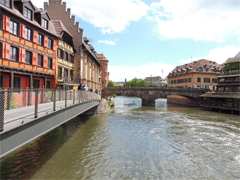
[167,95,200,107]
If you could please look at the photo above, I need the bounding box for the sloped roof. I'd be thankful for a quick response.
[82,41,101,65]
[0,1,58,37]
[95,54,108,61]
[52,20,73,37]
[225,51,240,64]
[168,59,222,78]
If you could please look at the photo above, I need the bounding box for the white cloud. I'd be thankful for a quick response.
[109,62,175,82]
[179,46,240,64]
[98,40,116,45]
[149,0,240,42]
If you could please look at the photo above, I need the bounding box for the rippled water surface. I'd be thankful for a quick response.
[1,96,240,179]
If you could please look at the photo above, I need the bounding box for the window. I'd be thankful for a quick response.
[48,57,52,69]
[105,65,107,69]
[0,42,2,58]
[1,0,10,7]
[37,54,43,67]
[64,52,68,61]
[25,28,32,41]
[46,81,51,89]
[10,46,18,61]
[197,67,203,72]
[70,70,74,81]
[104,72,107,77]
[58,49,63,58]
[64,69,68,78]
[24,7,32,20]
[13,77,21,89]
[33,79,40,88]
[10,20,18,35]
[38,34,43,45]
[48,38,53,49]
[42,18,48,29]
[58,67,62,78]
[104,80,107,85]
[25,51,32,64]
[197,77,201,83]
[204,78,210,83]
[70,55,74,63]
[188,78,191,82]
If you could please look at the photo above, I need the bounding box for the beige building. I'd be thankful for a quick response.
[167,59,222,90]
[44,0,101,91]
[145,76,161,86]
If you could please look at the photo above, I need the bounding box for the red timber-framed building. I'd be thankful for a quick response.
[95,53,109,87]
[0,0,58,90]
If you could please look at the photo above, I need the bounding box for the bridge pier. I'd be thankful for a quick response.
[142,97,155,106]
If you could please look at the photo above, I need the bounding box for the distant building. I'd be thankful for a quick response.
[154,79,167,87]
[115,82,125,86]
[95,53,109,87]
[145,76,161,86]
[167,59,222,90]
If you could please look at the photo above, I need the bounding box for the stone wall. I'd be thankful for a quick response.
[167,95,200,107]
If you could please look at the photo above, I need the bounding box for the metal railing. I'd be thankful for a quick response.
[0,89,101,132]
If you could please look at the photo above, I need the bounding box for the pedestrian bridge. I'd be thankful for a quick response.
[0,89,101,158]
[102,86,209,106]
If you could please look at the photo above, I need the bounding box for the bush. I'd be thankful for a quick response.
[112,94,117,98]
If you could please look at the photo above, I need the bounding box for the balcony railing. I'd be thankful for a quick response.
[0,89,101,132]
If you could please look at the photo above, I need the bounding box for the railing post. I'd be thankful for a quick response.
[65,89,67,107]
[78,90,80,103]
[41,89,44,103]
[73,90,75,104]
[0,91,5,132]
[34,90,39,118]
[7,88,11,110]
[28,89,32,106]
[53,89,56,111]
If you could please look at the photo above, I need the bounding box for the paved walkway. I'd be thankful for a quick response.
[1,99,89,134]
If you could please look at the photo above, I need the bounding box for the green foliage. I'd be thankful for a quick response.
[127,78,146,87]
[223,61,240,75]
[112,94,117,98]
[108,80,115,87]
[4,94,19,110]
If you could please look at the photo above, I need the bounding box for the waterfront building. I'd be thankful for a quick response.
[0,0,58,89]
[95,53,109,87]
[52,20,77,89]
[167,59,222,90]
[82,37,102,91]
[200,53,240,112]
[145,76,161,86]
[44,0,101,92]
[154,78,167,87]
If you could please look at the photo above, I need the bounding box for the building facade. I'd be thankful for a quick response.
[200,53,240,112]
[167,59,222,90]
[145,76,161,86]
[44,0,101,92]
[0,0,58,89]
[95,53,109,87]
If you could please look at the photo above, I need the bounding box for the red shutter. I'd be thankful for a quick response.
[2,43,10,60]
[20,24,26,39]
[52,58,56,70]
[43,56,48,68]
[19,49,25,63]
[44,36,48,48]
[33,31,38,44]
[3,15,10,32]
[53,40,57,51]
[32,52,37,66]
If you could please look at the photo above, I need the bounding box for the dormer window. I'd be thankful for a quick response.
[197,67,203,72]
[42,18,48,29]
[24,7,32,20]
[1,0,10,8]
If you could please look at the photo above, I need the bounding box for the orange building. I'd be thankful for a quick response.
[95,53,109,87]
[0,0,58,89]
[167,59,222,90]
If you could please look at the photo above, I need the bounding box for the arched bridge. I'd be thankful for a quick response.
[102,86,209,106]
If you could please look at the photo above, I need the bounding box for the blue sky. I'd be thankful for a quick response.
[33,0,240,82]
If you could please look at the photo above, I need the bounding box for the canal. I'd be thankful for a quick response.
[1,96,240,179]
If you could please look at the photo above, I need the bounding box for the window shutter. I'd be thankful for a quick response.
[2,43,10,60]
[19,48,25,63]
[43,56,48,68]
[53,40,57,51]
[20,24,26,38]
[32,52,37,65]
[52,58,56,70]
[44,36,48,48]
[3,15,10,32]
[33,31,38,43]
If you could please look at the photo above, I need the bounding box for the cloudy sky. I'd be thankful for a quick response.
[33,0,240,82]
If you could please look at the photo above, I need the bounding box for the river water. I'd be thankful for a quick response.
[1,96,240,179]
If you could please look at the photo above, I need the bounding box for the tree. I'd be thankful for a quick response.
[127,78,146,87]
[108,80,115,87]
